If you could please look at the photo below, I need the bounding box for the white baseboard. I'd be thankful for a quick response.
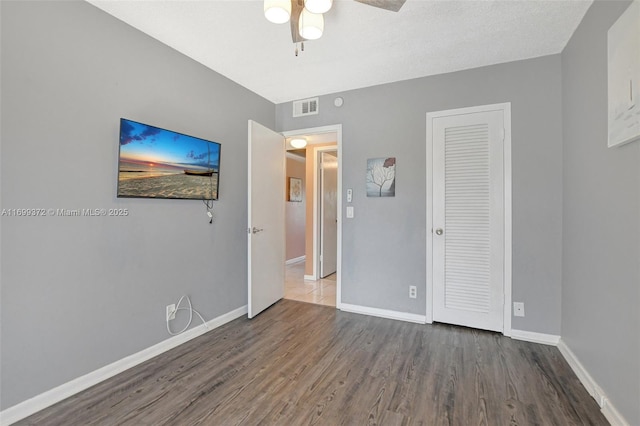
[303,274,316,281]
[339,303,427,324]
[0,305,248,426]
[601,402,629,426]
[510,329,560,346]
[285,255,305,265]
[557,339,629,426]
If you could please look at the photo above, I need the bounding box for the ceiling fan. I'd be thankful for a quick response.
[264,0,407,55]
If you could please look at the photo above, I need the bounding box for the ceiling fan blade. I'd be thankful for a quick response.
[354,0,406,12]
[290,0,306,43]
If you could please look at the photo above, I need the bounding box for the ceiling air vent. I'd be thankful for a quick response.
[293,97,319,117]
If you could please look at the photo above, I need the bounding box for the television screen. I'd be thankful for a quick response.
[117,118,220,200]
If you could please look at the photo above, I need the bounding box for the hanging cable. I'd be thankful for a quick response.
[203,199,213,224]
[166,295,209,336]
[202,143,214,224]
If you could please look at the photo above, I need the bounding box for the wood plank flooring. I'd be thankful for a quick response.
[17,300,607,425]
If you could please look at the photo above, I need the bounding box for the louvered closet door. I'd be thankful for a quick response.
[432,110,504,332]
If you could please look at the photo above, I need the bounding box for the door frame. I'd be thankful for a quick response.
[425,103,512,335]
[282,124,343,308]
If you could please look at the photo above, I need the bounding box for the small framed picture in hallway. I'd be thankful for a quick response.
[289,177,303,202]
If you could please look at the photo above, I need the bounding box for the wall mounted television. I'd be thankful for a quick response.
[117,118,221,200]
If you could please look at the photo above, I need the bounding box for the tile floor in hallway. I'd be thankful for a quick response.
[284,261,336,307]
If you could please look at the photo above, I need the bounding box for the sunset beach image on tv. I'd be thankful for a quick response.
[117,118,220,200]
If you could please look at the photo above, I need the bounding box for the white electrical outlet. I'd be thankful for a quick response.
[513,302,525,317]
[409,286,417,299]
[166,304,176,321]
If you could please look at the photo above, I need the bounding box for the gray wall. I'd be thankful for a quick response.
[277,55,564,334]
[0,0,273,409]
[561,1,639,424]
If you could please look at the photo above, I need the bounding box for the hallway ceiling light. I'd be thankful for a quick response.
[290,138,308,149]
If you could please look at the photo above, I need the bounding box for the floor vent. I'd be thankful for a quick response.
[293,97,319,117]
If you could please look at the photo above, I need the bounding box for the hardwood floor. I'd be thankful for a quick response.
[18,300,606,425]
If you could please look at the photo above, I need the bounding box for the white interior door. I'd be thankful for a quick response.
[432,108,505,332]
[320,151,338,277]
[248,120,285,319]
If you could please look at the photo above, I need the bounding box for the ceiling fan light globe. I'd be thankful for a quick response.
[299,9,324,40]
[264,0,291,24]
[304,0,333,14]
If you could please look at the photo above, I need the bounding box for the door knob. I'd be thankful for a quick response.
[252,227,264,234]
[435,228,443,235]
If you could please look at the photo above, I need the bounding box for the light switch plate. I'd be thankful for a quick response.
[346,188,353,202]
[346,206,354,218]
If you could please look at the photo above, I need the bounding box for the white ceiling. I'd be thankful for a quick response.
[87,0,592,104]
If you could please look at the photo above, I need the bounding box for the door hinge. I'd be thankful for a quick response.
[247,227,251,234]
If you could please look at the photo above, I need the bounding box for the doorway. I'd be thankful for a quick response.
[426,103,512,334]
[282,125,342,308]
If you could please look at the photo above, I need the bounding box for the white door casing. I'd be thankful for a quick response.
[320,151,338,278]
[426,103,512,334]
[248,120,285,319]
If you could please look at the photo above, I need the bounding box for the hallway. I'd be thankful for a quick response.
[284,261,336,307]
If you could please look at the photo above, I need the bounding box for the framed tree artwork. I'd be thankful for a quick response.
[366,157,396,197]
